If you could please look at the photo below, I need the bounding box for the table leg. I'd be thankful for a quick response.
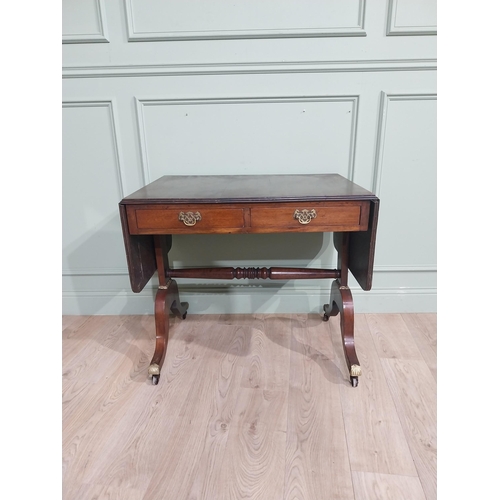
[323,279,361,387]
[148,278,189,385]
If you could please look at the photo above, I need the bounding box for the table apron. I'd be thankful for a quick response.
[126,201,370,235]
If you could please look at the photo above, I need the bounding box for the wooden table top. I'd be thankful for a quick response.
[121,174,377,204]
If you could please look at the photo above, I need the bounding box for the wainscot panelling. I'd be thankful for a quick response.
[135,96,358,183]
[125,0,366,41]
[62,1,436,314]
[386,0,437,36]
[62,59,437,79]
[62,101,127,278]
[62,0,109,43]
[373,93,437,270]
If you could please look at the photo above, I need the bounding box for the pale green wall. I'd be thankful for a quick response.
[62,0,437,314]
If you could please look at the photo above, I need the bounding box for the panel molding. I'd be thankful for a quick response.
[62,59,437,79]
[62,0,110,43]
[125,0,366,41]
[372,92,437,195]
[62,100,126,277]
[135,95,359,184]
[374,265,436,272]
[62,268,129,276]
[63,100,125,198]
[386,0,437,36]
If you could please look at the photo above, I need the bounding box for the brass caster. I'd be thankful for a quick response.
[349,364,361,387]
[148,363,160,376]
[148,363,160,385]
[350,364,362,377]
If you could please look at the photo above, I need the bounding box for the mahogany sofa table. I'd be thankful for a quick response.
[119,174,379,387]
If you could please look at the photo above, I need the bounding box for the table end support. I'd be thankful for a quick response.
[148,279,188,385]
[323,279,361,387]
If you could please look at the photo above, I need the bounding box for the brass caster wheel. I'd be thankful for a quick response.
[350,376,359,388]
[149,363,160,385]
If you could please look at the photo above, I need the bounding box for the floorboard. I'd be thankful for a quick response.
[62,313,437,500]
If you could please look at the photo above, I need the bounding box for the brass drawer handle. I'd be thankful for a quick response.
[179,211,202,226]
[293,209,317,225]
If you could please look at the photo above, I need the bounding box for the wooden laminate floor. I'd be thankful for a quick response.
[62,313,436,500]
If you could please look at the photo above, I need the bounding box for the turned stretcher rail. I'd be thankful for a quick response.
[166,267,341,280]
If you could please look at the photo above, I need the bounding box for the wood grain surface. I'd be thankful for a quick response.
[63,313,436,500]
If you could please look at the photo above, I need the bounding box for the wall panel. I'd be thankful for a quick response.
[62,101,126,276]
[136,96,358,182]
[387,0,437,35]
[62,1,437,314]
[62,0,109,43]
[125,0,366,40]
[373,93,437,269]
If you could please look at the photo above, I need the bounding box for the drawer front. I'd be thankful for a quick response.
[127,205,245,234]
[250,202,369,232]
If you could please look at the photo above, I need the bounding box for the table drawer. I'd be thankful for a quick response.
[127,205,245,234]
[250,202,369,231]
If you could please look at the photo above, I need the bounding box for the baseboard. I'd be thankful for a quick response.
[62,285,437,315]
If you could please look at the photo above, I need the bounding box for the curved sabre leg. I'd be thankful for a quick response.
[148,279,189,385]
[324,279,361,387]
[148,286,170,385]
